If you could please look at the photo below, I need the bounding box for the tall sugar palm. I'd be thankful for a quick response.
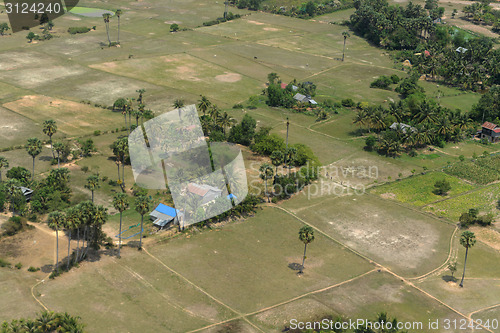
[135,195,152,250]
[42,120,57,159]
[270,150,284,175]
[459,231,476,287]
[64,210,76,270]
[0,156,8,182]
[298,225,315,274]
[285,147,297,176]
[84,175,100,203]
[48,211,66,271]
[103,13,112,46]
[342,31,350,61]
[115,9,122,44]
[26,137,42,181]
[67,206,82,264]
[91,205,108,250]
[113,193,129,258]
[198,95,211,116]
[53,142,64,168]
[136,89,146,104]
[173,99,185,109]
[259,163,274,202]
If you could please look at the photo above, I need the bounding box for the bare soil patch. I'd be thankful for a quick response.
[215,72,242,83]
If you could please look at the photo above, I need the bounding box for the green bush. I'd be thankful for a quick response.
[390,74,400,84]
[1,216,25,236]
[68,27,91,34]
[370,76,393,90]
[341,98,355,107]
[15,262,22,269]
[0,258,11,267]
[28,266,40,272]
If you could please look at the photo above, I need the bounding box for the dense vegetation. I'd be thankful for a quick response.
[233,0,354,18]
[0,311,84,332]
[444,153,500,184]
[350,0,500,91]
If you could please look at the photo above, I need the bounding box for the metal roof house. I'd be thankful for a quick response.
[187,183,223,205]
[293,93,317,105]
[149,203,183,230]
[480,122,500,143]
[390,122,417,134]
[13,186,33,202]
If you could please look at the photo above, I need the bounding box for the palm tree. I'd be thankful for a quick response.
[26,137,42,181]
[298,225,315,273]
[113,193,129,258]
[115,9,122,44]
[53,142,64,168]
[270,150,284,175]
[285,147,297,176]
[84,175,100,203]
[342,31,350,61]
[259,163,274,202]
[64,210,76,270]
[48,211,66,271]
[136,89,146,104]
[459,231,476,287]
[42,120,57,159]
[218,112,236,135]
[173,99,185,109]
[198,95,211,116]
[0,156,8,182]
[135,195,152,250]
[103,13,112,46]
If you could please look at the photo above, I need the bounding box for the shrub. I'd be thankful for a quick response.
[170,23,179,32]
[28,266,40,272]
[15,262,22,269]
[93,130,101,136]
[408,150,418,157]
[233,103,244,109]
[0,258,11,267]
[81,166,89,173]
[390,74,400,84]
[1,216,26,236]
[364,136,377,151]
[68,27,91,34]
[341,98,355,107]
[370,76,393,90]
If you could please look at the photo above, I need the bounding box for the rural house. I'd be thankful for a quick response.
[187,183,223,205]
[390,122,417,134]
[293,93,317,105]
[149,203,183,230]
[480,122,500,143]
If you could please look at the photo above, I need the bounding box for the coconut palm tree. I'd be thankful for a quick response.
[0,156,8,182]
[342,31,350,61]
[115,9,122,44]
[173,99,185,109]
[103,13,112,46]
[459,231,476,287]
[42,120,57,159]
[198,95,211,116]
[218,112,236,135]
[113,193,129,258]
[26,137,42,181]
[259,163,274,202]
[48,211,66,271]
[270,150,284,175]
[84,175,100,203]
[53,142,64,168]
[298,225,315,273]
[135,195,152,250]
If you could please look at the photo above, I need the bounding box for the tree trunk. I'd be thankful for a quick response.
[459,247,469,287]
[91,190,94,203]
[57,151,60,169]
[67,230,71,270]
[118,18,120,44]
[300,243,307,273]
[55,229,59,271]
[0,171,2,182]
[265,179,269,203]
[139,215,144,250]
[106,23,111,46]
[342,38,346,61]
[76,228,80,263]
[118,212,123,258]
[32,157,35,181]
[121,160,125,192]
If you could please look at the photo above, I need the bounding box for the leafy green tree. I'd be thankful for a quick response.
[26,32,36,42]
[259,163,273,202]
[170,23,180,32]
[0,157,8,182]
[228,114,256,146]
[48,211,66,271]
[85,175,100,203]
[459,231,476,287]
[113,193,129,258]
[42,120,57,159]
[0,23,10,36]
[433,179,451,196]
[298,225,315,273]
[26,137,42,181]
[267,72,279,85]
[135,195,152,250]
[448,261,457,280]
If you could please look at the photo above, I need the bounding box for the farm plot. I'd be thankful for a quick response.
[288,194,454,277]
[371,172,477,206]
[0,107,41,148]
[444,158,500,185]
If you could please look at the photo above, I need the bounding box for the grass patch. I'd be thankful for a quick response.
[371,172,476,206]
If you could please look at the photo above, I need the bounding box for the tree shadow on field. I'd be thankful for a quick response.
[41,264,53,273]
[442,275,458,283]
[39,156,53,162]
[288,263,302,271]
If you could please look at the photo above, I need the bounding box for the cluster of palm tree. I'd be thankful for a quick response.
[111,137,129,191]
[48,201,108,272]
[114,89,153,135]
[354,99,475,156]
[462,0,500,26]
[197,95,236,136]
[259,147,299,200]
[1,311,84,332]
[102,9,123,46]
